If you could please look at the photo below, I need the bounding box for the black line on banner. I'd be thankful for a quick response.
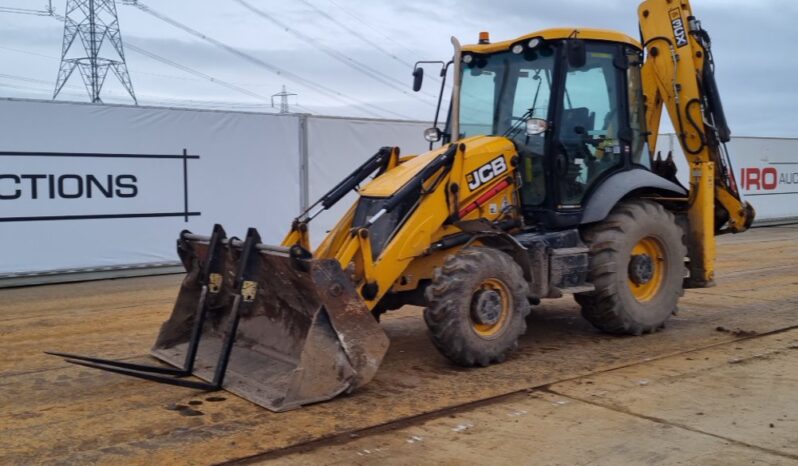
[182,148,189,222]
[0,151,200,160]
[769,162,798,165]
[745,192,798,197]
[0,212,201,223]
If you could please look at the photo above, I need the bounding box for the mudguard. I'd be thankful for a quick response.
[581,168,687,224]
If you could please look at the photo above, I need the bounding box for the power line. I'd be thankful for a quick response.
[0,76,127,99]
[0,1,53,16]
[296,0,413,68]
[124,43,273,103]
[234,0,436,106]
[303,0,443,88]
[293,103,316,114]
[0,72,62,86]
[325,0,422,57]
[0,76,289,112]
[0,81,67,93]
[0,44,59,60]
[129,1,410,119]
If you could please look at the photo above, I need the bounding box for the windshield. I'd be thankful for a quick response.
[459,46,556,140]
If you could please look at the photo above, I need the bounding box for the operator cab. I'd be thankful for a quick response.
[418,29,650,229]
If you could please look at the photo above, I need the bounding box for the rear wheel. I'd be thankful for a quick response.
[424,247,531,367]
[576,200,686,335]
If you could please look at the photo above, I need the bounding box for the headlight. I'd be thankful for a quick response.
[528,38,541,49]
[462,54,473,64]
[511,44,524,55]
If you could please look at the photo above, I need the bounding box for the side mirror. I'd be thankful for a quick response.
[424,127,442,142]
[567,39,586,68]
[526,118,548,136]
[412,67,424,92]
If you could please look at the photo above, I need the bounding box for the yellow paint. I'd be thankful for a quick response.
[360,137,513,199]
[715,186,754,234]
[461,27,641,54]
[241,281,258,302]
[208,273,222,293]
[281,225,310,251]
[687,160,716,285]
[471,278,512,338]
[357,228,376,285]
[313,202,357,259]
[360,147,448,197]
[628,237,665,302]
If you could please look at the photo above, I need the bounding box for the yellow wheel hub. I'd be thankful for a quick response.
[627,236,666,302]
[470,278,511,337]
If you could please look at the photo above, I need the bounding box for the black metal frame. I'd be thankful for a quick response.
[46,225,262,392]
[412,60,452,149]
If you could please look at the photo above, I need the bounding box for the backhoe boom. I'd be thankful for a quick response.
[639,0,755,286]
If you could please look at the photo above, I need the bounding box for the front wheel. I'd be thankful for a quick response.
[575,200,686,335]
[424,247,531,367]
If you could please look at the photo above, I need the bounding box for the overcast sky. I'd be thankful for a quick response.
[0,0,796,136]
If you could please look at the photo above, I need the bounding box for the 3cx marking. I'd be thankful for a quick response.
[669,8,689,48]
[466,155,508,191]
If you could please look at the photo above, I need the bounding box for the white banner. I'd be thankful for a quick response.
[656,134,798,223]
[0,99,301,275]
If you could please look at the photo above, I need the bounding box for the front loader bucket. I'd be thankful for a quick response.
[149,226,389,412]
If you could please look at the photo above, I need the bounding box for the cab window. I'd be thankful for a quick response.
[556,45,624,207]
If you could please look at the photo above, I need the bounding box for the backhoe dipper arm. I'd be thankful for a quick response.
[638,0,755,287]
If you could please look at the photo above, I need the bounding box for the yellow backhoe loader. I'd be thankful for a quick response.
[50,0,754,411]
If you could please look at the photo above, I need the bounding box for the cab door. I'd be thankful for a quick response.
[553,42,628,209]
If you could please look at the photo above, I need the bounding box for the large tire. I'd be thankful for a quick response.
[423,247,531,367]
[576,200,686,335]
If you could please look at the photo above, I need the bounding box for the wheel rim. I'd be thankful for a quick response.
[470,278,511,338]
[627,236,666,302]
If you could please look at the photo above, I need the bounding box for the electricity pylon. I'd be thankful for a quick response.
[54,0,136,104]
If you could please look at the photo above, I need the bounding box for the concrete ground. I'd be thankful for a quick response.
[270,328,798,466]
[1,225,797,465]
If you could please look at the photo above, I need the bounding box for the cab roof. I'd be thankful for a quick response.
[461,28,641,53]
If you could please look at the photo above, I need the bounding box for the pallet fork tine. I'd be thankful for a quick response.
[44,224,252,392]
[44,351,187,375]
[61,358,220,390]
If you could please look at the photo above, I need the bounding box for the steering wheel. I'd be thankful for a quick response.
[584,134,607,148]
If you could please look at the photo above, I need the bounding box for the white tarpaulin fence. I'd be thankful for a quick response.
[656,134,798,224]
[0,98,428,283]
[0,98,795,284]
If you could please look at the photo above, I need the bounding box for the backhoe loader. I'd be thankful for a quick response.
[51,0,754,411]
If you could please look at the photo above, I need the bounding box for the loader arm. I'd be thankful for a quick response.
[285,137,521,311]
[638,0,755,287]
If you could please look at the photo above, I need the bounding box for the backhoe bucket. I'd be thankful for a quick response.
[149,226,389,412]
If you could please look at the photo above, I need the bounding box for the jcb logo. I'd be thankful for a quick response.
[670,8,689,48]
[466,156,508,191]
